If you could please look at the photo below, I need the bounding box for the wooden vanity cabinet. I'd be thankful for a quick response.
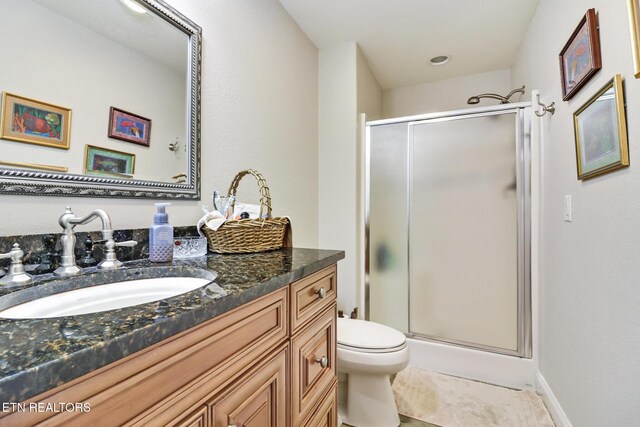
[207,345,288,427]
[1,264,338,427]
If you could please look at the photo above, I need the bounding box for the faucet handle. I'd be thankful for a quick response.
[0,243,21,261]
[115,240,138,248]
[0,243,32,286]
[96,240,137,271]
[94,239,137,248]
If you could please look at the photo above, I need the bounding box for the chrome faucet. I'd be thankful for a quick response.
[0,243,32,286]
[54,207,136,276]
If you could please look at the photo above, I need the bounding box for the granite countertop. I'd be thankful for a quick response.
[0,248,344,403]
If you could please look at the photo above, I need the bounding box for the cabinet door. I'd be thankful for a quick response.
[302,384,337,427]
[209,346,287,427]
[291,305,336,426]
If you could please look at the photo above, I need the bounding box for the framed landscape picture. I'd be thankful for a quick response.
[627,0,640,77]
[108,107,151,146]
[0,92,71,149]
[559,9,602,101]
[573,75,629,180]
[84,145,135,179]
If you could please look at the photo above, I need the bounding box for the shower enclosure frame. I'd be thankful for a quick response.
[364,102,532,358]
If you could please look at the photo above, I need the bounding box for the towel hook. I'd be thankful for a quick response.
[535,93,555,117]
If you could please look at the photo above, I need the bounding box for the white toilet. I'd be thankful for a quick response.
[337,317,410,427]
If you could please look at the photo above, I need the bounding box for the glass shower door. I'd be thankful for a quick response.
[368,123,409,333]
[409,112,520,352]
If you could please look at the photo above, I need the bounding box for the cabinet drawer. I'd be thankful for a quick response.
[291,305,336,426]
[290,266,336,334]
[209,346,288,427]
[302,383,337,427]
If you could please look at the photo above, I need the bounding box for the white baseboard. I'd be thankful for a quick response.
[536,372,572,427]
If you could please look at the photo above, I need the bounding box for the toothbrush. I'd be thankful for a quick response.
[212,190,219,211]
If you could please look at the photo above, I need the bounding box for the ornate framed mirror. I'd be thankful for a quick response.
[0,0,201,199]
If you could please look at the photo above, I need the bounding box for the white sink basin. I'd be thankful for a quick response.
[0,276,212,319]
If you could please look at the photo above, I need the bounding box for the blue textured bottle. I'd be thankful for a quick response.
[149,203,173,262]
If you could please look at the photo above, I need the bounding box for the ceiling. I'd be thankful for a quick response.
[32,0,187,75]
[278,0,540,89]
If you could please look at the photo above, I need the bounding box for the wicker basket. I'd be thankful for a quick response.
[201,170,290,254]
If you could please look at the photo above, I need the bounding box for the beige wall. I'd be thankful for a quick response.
[512,1,640,425]
[318,42,358,312]
[382,69,513,118]
[357,48,383,121]
[318,42,382,314]
[0,0,320,248]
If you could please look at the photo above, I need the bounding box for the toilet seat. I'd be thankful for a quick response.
[337,318,407,353]
[338,341,406,353]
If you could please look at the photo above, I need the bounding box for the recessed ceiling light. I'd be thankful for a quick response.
[430,55,449,66]
[119,0,147,14]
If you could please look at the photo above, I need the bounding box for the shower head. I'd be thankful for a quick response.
[467,85,526,105]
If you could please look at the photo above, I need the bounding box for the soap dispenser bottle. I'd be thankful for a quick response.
[149,203,174,262]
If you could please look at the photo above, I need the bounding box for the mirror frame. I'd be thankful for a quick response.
[0,0,202,199]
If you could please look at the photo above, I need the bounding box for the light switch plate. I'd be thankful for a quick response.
[564,195,572,222]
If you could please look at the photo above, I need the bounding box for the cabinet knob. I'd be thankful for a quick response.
[316,355,328,368]
[229,424,238,427]
[315,287,326,299]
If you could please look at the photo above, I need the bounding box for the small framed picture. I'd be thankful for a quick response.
[0,92,71,149]
[627,0,640,77]
[573,74,629,180]
[84,145,135,178]
[108,107,151,146]
[559,9,602,101]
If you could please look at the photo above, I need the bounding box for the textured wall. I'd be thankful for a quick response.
[512,1,640,425]
[0,0,320,249]
[318,42,358,312]
[317,43,382,314]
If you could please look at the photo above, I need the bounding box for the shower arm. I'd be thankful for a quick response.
[472,93,511,104]
[467,85,526,105]
[505,85,526,100]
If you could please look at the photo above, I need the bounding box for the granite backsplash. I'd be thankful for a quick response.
[0,226,199,276]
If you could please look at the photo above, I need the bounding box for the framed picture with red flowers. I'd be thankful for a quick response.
[559,9,602,101]
[0,92,71,149]
[108,107,151,146]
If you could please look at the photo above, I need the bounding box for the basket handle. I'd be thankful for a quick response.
[226,169,272,219]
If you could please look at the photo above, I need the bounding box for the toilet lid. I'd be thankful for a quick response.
[337,318,406,350]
